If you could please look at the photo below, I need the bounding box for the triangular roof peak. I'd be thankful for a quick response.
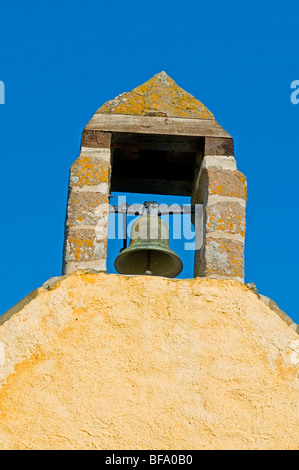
[96,71,214,120]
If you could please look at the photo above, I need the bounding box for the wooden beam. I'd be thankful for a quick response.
[85,114,231,138]
[111,132,204,152]
[111,177,192,196]
[81,130,112,148]
[204,137,234,156]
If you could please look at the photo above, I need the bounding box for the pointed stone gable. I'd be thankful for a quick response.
[96,71,215,120]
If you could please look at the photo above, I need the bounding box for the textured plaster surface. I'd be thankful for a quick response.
[0,273,298,450]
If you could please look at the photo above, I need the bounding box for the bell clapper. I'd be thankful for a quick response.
[144,250,152,276]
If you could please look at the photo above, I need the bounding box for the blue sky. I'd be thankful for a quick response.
[0,0,298,323]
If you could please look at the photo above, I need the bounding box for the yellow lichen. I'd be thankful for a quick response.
[72,157,109,187]
[96,72,214,119]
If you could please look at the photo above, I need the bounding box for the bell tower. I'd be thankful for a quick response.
[63,72,247,282]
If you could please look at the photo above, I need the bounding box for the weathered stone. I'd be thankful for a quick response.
[246,282,258,295]
[258,294,294,327]
[42,276,67,291]
[195,236,244,280]
[66,191,109,227]
[206,201,246,237]
[69,155,111,189]
[207,168,247,201]
[64,228,107,263]
[79,147,111,162]
[192,167,247,205]
[203,155,237,171]
[96,71,215,120]
[191,165,209,205]
[63,259,107,275]
[205,137,234,156]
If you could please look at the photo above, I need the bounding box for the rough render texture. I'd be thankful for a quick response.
[96,71,214,120]
[0,273,298,450]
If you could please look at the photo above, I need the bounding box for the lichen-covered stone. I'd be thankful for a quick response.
[64,228,107,262]
[66,192,109,227]
[192,168,247,207]
[96,71,214,119]
[206,201,246,237]
[69,155,110,188]
[246,282,258,295]
[195,236,245,280]
[208,169,247,200]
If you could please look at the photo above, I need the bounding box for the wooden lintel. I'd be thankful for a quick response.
[111,177,192,197]
[85,114,231,139]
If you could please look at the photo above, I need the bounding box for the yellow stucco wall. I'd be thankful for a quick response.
[0,273,298,450]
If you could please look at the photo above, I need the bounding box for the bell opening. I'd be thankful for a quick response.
[107,192,196,279]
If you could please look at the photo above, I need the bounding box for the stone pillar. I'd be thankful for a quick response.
[191,137,247,282]
[63,131,112,275]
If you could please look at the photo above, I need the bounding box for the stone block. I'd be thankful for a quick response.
[246,282,258,295]
[66,191,109,227]
[43,276,67,291]
[206,201,246,237]
[203,155,237,171]
[207,168,247,200]
[191,166,209,205]
[64,228,107,263]
[63,259,107,275]
[192,167,247,205]
[195,236,244,280]
[69,155,111,189]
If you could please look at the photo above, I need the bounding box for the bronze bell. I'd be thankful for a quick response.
[114,214,183,278]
